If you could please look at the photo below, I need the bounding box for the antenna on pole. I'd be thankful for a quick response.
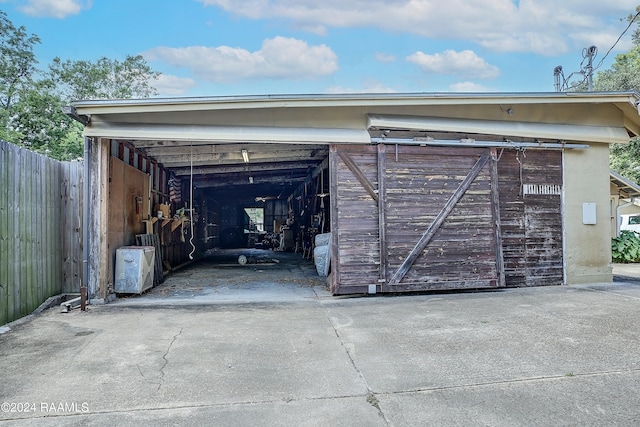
[553,46,597,92]
[553,66,563,92]
[584,45,597,91]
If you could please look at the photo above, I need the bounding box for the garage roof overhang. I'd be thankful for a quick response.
[367,114,631,145]
[611,169,640,200]
[69,91,640,198]
[82,121,371,144]
[72,91,640,143]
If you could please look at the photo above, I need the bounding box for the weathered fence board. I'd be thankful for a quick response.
[0,140,83,325]
[61,161,84,293]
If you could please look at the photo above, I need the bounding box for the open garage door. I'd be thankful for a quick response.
[104,138,331,281]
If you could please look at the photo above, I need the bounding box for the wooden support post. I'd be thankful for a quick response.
[377,144,388,286]
[490,148,506,287]
[88,137,111,301]
[329,145,340,293]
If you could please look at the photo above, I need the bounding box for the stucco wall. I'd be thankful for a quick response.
[564,143,612,284]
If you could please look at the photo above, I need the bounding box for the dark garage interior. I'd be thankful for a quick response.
[106,137,332,296]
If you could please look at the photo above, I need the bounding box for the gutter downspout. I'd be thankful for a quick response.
[81,136,90,309]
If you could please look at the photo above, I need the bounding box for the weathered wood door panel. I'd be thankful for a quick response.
[381,146,501,292]
[329,144,563,295]
[329,145,381,294]
[497,150,563,286]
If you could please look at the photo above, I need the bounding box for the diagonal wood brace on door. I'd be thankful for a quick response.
[387,153,491,286]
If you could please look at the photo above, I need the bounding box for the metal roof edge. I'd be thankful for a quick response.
[69,91,640,113]
[611,169,640,196]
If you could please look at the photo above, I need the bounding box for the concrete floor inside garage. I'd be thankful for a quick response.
[113,248,332,306]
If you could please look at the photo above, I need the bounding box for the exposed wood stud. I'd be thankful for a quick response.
[329,145,340,293]
[377,143,388,285]
[490,148,506,287]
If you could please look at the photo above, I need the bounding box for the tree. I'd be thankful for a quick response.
[0,10,41,110]
[610,140,640,184]
[48,55,160,101]
[5,80,84,160]
[593,46,640,92]
[0,11,160,160]
[591,6,640,183]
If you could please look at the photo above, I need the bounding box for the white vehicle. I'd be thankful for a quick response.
[620,214,640,233]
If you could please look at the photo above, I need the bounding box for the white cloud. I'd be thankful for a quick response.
[143,37,338,83]
[153,74,197,97]
[19,0,91,18]
[197,0,638,55]
[375,52,396,63]
[407,50,500,79]
[449,81,493,92]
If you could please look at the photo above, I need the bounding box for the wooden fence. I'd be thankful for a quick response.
[0,140,83,325]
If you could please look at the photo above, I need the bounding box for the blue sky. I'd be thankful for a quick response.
[1,0,638,97]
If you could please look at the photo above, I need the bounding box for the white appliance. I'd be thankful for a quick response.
[114,246,155,294]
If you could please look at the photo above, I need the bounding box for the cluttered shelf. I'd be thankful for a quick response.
[142,216,189,234]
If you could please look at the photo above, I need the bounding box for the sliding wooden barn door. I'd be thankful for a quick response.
[379,145,503,292]
[329,144,562,295]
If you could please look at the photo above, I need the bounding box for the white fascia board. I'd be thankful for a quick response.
[368,115,631,144]
[71,91,640,114]
[82,121,371,144]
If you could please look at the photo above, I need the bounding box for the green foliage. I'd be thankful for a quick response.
[0,10,41,110]
[592,9,640,184]
[628,6,640,46]
[5,81,68,150]
[612,230,640,263]
[0,11,159,160]
[610,138,640,184]
[48,54,160,101]
[593,45,640,92]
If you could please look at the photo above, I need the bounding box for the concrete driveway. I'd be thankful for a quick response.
[1,277,640,425]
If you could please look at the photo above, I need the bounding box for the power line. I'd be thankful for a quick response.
[593,9,640,72]
[554,9,640,91]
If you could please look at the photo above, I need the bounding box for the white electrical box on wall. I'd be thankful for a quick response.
[115,246,155,294]
[582,202,597,225]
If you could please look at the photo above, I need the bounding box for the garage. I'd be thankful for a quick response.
[67,92,640,301]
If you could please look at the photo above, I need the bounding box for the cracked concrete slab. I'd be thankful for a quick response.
[7,397,387,427]
[326,285,640,394]
[1,280,640,425]
[376,370,640,426]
